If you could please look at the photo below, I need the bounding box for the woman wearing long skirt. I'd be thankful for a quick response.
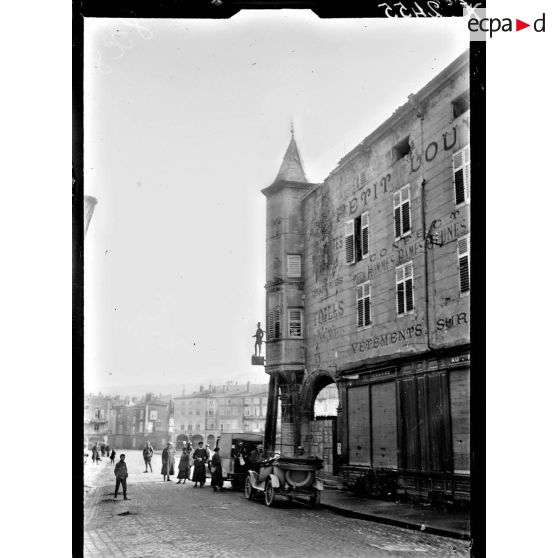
[210,447,223,492]
[176,444,191,484]
[161,442,176,482]
[191,442,208,487]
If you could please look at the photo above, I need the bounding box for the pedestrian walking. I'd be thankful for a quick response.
[192,441,208,488]
[143,441,154,473]
[161,442,175,482]
[101,443,106,457]
[113,454,129,500]
[110,448,116,464]
[176,444,192,484]
[210,447,223,492]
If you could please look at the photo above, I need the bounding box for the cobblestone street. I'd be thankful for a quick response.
[84,451,470,557]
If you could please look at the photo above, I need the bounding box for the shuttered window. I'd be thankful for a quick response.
[361,212,369,259]
[288,308,303,338]
[457,234,470,294]
[267,306,281,340]
[394,185,411,239]
[287,254,302,278]
[453,145,471,206]
[345,220,355,264]
[396,262,414,316]
[356,281,371,328]
[346,212,369,264]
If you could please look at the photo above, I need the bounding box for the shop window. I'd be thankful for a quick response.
[452,90,470,119]
[356,281,371,328]
[392,136,411,162]
[453,145,471,206]
[396,262,414,316]
[394,185,411,240]
[457,235,470,294]
[287,254,302,278]
[288,308,303,338]
[345,211,369,264]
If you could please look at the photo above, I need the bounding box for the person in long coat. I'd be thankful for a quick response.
[191,441,208,487]
[210,447,223,492]
[176,444,191,484]
[161,442,175,482]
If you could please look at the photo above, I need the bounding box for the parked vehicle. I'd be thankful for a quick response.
[245,455,323,507]
[215,432,264,489]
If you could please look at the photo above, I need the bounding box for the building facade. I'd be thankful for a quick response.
[171,383,269,449]
[84,394,115,447]
[109,394,172,451]
[262,52,471,504]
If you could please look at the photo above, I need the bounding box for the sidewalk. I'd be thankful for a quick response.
[320,488,470,540]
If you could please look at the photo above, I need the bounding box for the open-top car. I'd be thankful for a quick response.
[245,455,323,507]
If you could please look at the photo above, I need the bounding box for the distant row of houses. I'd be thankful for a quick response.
[84,381,270,451]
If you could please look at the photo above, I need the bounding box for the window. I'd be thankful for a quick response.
[94,424,99,432]
[392,136,411,162]
[196,424,201,430]
[253,398,260,404]
[244,398,250,404]
[244,407,250,416]
[220,424,224,432]
[254,407,260,417]
[139,423,144,433]
[288,308,303,338]
[208,409,214,416]
[345,212,369,264]
[244,422,251,431]
[180,423,185,431]
[457,235,470,294]
[150,410,158,421]
[226,407,232,416]
[267,306,281,339]
[287,255,302,278]
[453,145,471,205]
[394,185,411,239]
[147,422,153,433]
[140,409,144,420]
[396,262,414,316]
[356,281,372,328]
[452,90,470,119]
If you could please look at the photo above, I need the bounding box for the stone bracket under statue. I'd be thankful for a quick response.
[251,355,265,366]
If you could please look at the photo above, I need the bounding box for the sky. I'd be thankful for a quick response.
[84,10,468,395]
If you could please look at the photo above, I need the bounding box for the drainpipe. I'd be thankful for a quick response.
[417,108,434,352]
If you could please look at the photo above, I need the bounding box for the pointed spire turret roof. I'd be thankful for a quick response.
[274,127,308,184]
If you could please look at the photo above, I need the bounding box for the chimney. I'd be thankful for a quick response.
[247,381,250,392]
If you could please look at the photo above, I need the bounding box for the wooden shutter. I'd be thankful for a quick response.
[371,382,397,469]
[453,145,471,205]
[273,308,281,338]
[345,220,355,264]
[356,284,364,327]
[401,186,411,234]
[287,255,302,278]
[396,265,405,315]
[361,212,369,258]
[393,191,401,238]
[458,235,470,293]
[363,282,371,326]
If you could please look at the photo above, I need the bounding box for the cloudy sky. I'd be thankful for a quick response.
[84,10,467,395]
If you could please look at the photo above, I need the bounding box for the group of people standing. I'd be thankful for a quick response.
[144,440,224,491]
[88,442,116,465]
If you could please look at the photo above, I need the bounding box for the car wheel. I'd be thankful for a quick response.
[245,475,253,500]
[264,479,275,507]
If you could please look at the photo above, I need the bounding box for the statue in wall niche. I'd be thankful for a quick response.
[253,322,265,357]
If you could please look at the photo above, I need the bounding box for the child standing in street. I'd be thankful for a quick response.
[110,448,116,464]
[114,454,129,500]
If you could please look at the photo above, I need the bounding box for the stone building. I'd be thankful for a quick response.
[84,393,115,447]
[109,394,172,451]
[262,52,470,504]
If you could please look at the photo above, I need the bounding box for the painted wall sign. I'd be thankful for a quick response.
[313,301,344,326]
[351,323,424,353]
[436,312,468,331]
